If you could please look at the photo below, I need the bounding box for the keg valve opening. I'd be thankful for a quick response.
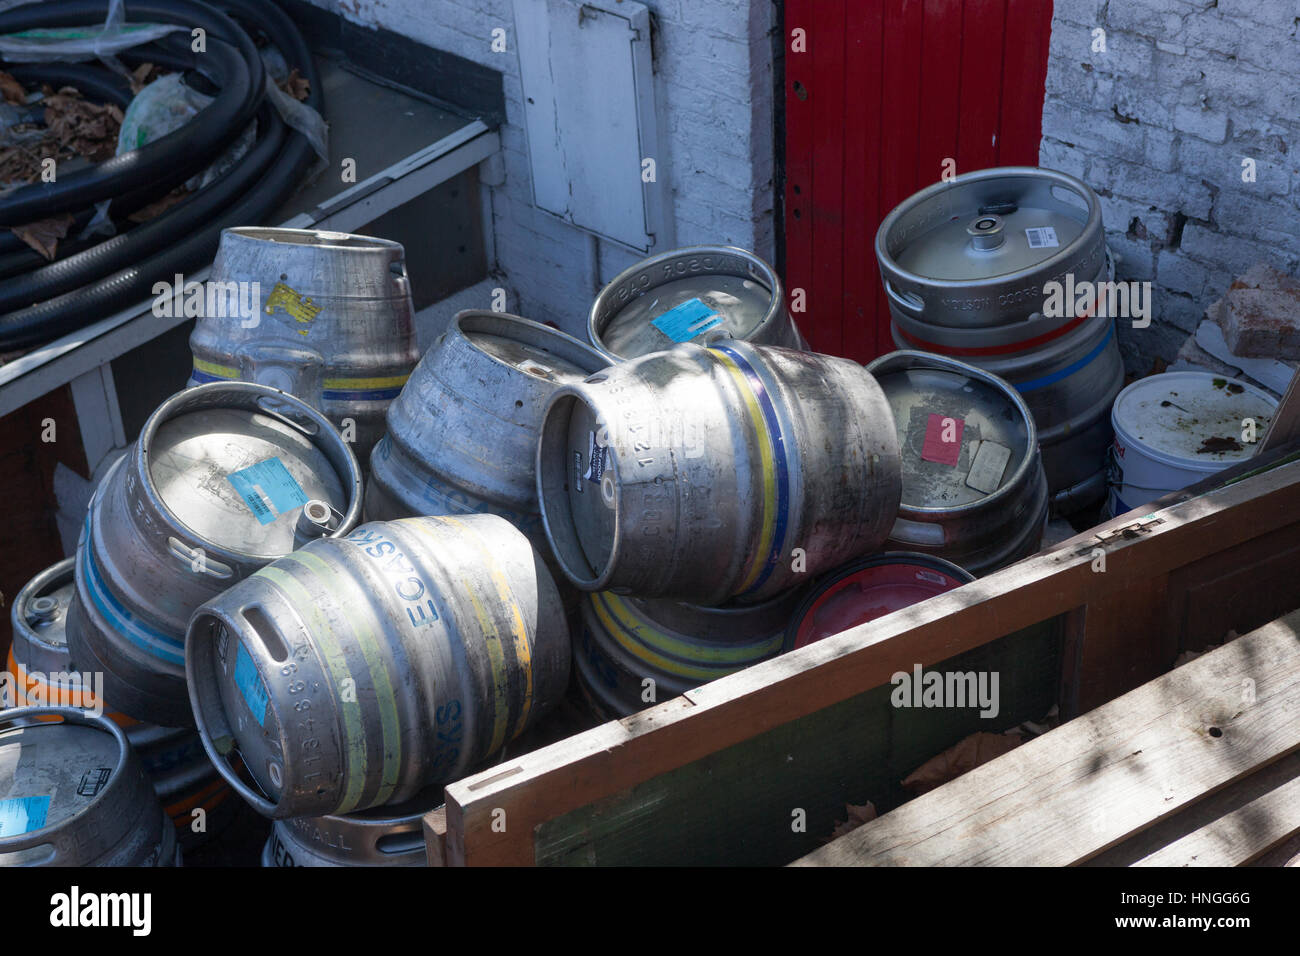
[967,215,1005,251]
[294,499,338,546]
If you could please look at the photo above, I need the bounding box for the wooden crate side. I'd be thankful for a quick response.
[534,620,1061,866]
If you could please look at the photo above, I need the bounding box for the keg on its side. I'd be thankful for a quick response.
[865,351,1049,576]
[0,707,179,866]
[876,167,1124,510]
[187,515,571,819]
[66,381,364,727]
[188,227,421,463]
[6,558,236,849]
[575,587,803,721]
[537,341,902,605]
[366,311,610,557]
[588,245,807,362]
[261,795,437,867]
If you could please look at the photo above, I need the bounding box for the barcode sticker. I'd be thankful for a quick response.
[1025,226,1059,249]
[227,457,309,525]
[651,298,723,343]
[0,795,51,836]
[234,640,270,727]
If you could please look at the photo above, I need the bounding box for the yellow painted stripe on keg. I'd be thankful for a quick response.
[321,374,410,390]
[283,550,402,806]
[709,348,777,593]
[599,592,783,666]
[404,518,514,754]
[258,564,368,813]
[440,515,534,738]
[592,593,726,682]
[192,358,240,379]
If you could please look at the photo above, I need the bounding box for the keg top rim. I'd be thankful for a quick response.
[452,309,609,377]
[222,226,404,253]
[12,557,75,652]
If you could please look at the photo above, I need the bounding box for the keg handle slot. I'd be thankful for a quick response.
[884,281,925,318]
[978,200,1018,216]
[375,831,426,856]
[255,394,322,438]
[168,537,234,580]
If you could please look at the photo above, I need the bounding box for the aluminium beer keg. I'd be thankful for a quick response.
[0,707,179,866]
[537,341,902,605]
[66,381,363,727]
[875,167,1125,511]
[366,311,609,562]
[588,246,807,362]
[188,227,421,463]
[865,351,1049,576]
[187,514,570,819]
[261,795,437,867]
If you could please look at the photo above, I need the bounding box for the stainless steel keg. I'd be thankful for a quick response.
[66,381,364,727]
[261,794,436,867]
[187,514,571,819]
[537,341,902,605]
[865,350,1049,576]
[575,587,803,720]
[366,311,610,560]
[876,167,1124,510]
[0,707,179,866]
[188,227,421,463]
[588,246,807,362]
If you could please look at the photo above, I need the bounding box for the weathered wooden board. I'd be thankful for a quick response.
[792,610,1300,866]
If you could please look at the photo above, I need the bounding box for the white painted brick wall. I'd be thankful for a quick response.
[1041,1,1300,370]
[305,0,775,341]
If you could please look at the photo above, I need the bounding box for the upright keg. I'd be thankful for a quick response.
[188,227,421,463]
[575,586,803,720]
[865,351,1049,576]
[66,381,364,727]
[0,707,179,866]
[187,514,571,819]
[537,341,902,605]
[876,167,1125,511]
[588,245,807,362]
[367,311,609,561]
[7,558,237,849]
[261,794,437,867]
[785,553,974,651]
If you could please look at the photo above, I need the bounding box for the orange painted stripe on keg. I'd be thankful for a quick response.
[165,775,232,821]
[438,515,534,740]
[4,648,131,721]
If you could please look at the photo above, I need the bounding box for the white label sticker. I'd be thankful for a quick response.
[1025,226,1059,249]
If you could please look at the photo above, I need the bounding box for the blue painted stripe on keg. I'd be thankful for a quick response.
[320,386,403,402]
[651,297,723,343]
[0,795,51,836]
[79,520,185,664]
[226,457,310,525]
[188,368,231,385]
[710,343,791,597]
[234,639,271,728]
[1012,322,1115,394]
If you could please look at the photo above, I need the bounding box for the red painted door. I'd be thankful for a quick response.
[783,0,1054,362]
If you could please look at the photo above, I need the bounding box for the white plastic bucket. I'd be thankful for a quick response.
[1108,371,1277,517]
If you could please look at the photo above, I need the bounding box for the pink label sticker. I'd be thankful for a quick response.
[922,413,964,465]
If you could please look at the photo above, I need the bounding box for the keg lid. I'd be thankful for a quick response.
[786,553,972,651]
[868,353,1034,510]
[1111,372,1276,467]
[0,720,120,838]
[144,385,353,559]
[590,247,781,360]
[12,558,75,660]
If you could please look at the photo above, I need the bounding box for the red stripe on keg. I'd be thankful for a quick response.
[897,311,1097,357]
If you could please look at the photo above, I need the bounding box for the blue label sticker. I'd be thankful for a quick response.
[234,640,270,727]
[0,795,51,836]
[226,457,310,525]
[651,298,723,343]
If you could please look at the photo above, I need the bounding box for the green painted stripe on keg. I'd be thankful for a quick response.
[598,592,784,665]
[258,564,368,814]
[283,549,402,807]
[592,593,765,682]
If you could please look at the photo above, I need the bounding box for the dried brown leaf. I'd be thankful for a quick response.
[0,70,26,106]
[11,213,75,261]
[280,68,310,101]
[902,731,1024,795]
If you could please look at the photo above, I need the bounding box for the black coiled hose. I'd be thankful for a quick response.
[0,0,321,350]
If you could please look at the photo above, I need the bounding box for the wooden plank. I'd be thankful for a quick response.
[1086,750,1300,867]
[792,611,1300,866]
[423,807,448,867]
[1073,571,1174,714]
[444,459,1300,865]
[1261,368,1300,452]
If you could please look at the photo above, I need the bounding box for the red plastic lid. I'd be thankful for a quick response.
[788,555,971,650]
